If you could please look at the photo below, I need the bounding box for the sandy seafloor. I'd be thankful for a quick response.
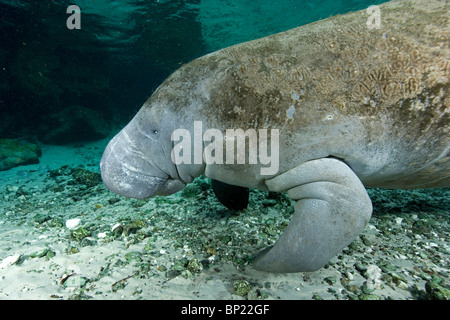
[0,137,448,300]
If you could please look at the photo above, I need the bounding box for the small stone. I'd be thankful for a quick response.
[187,258,203,273]
[97,232,107,239]
[108,198,120,205]
[30,249,48,258]
[323,276,337,285]
[364,265,382,289]
[66,218,81,230]
[66,245,80,254]
[312,293,323,300]
[123,220,146,236]
[360,235,372,246]
[34,214,51,224]
[80,237,96,247]
[172,258,188,272]
[359,293,382,300]
[45,250,56,259]
[397,281,409,290]
[345,284,359,293]
[71,227,91,241]
[63,275,89,289]
[71,168,101,187]
[354,262,367,273]
[111,223,123,236]
[125,251,142,263]
[6,185,19,193]
[181,270,194,279]
[0,254,21,269]
[233,280,251,296]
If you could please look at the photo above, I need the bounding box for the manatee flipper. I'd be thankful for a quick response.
[253,158,372,272]
[211,179,249,210]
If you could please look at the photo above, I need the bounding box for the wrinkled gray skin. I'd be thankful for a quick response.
[101,0,449,273]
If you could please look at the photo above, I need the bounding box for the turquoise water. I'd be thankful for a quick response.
[1,0,387,140]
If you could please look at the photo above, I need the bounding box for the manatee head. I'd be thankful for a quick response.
[100,95,203,199]
[101,53,228,199]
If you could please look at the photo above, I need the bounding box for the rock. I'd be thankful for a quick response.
[71,168,101,187]
[0,139,41,171]
[123,219,146,236]
[364,265,382,289]
[63,275,89,289]
[97,232,107,239]
[66,245,80,254]
[36,249,47,258]
[187,258,203,273]
[71,227,91,241]
[124,251,142,263]
[0,254,21,269]
[111,223,123,236]
[66,218,81,230]
[6,185,19,193]
[34,213,51,224]
[80,237,97,247]
[323,276,337,285]
[40,106,110,144]
[233,279,251,296]
[358,293,382,300]
[172,258,188,272]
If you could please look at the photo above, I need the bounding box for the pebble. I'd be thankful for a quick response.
[111,223,122,234]
[6,185,19,193]
[66,218,81,230]
[233,280,251,297]
[0,254,21,269]
[97,232,107,239]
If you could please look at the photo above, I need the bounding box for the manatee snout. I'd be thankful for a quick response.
[100,130,168,199]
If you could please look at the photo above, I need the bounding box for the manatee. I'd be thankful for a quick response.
[100,0,449,273]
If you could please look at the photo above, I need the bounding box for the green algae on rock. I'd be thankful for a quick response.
[233,279,251,297]
[0,139,41,171]
[71,168,101,187]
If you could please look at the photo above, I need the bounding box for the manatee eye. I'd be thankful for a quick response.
[152,129,159,134]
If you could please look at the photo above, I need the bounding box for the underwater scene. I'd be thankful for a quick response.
[0,0,449,302]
